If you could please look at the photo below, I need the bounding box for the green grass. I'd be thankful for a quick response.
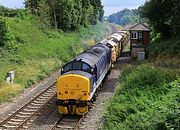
[102,64,180,130]
[0,16,111,103]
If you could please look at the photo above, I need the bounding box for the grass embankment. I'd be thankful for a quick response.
[102,64,179,130]
[0,16,110,103]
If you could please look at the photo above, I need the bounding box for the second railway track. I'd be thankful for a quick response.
[50,115,84,130]
[0,82,57,130]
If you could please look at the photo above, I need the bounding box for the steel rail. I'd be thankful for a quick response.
[0,82,57,130]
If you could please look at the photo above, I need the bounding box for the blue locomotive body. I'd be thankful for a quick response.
[56,44,111,115]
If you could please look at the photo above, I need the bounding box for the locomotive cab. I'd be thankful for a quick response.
[57,60,97,115]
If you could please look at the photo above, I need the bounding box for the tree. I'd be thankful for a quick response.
[81,0,94,27]
[89,0,104,24]
[140,0,180,36]
[108,9,140,25]
[25,0,104,31]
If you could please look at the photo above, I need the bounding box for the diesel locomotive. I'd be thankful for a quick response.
[56,31,129,115]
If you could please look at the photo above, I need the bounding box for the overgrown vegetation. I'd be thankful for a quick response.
[108,9,140,26]
[102,64,180,130]
[138,0,180,57]
[147,36,180,56]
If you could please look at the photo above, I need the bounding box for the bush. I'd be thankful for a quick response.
[102,64,180,130]
[148,36,180,56]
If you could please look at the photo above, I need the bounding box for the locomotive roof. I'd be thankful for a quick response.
[62,70,92,79]
[75,44,110,67]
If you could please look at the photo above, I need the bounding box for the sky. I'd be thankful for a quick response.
[0,0,146,16]
[102,0,146,16]
[0,0,24,8]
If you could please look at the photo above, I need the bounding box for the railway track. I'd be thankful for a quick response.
[0,82,57,130]
[50,115,84,130]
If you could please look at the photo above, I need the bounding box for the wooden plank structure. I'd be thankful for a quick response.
[124,23,151,58]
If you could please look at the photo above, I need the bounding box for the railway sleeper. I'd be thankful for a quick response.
[23,109,36,112]
[36,98,46,102]
[46,90,52,93]
[31,102,43,106]
[7,121,21,125]
[42,94,51,97]
[27,105,39,109]
[57,125,74,129]
[22,125,28,129]
[2,124,17,128]
[19,112,32,115]
[38,96,48,99]
[33,100,45,104]
[15,114,28,118]
[10,118,23,122]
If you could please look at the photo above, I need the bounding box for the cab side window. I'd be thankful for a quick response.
[82,63,91,73]
[63,63,72,73]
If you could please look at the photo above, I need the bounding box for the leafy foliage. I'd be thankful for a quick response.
[25,0,104,31]
[0,5,19,17]
[102,64,180,130]
[139,0,180,37]
[147,36,180,56]
[108,9,140,26]
[0,17,8,46]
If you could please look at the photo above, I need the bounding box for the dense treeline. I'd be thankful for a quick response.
[108,9,140,26]
[25,0,104,31]
[139,0,180,37]
[0,5,20,17]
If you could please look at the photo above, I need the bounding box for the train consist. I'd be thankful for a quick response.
[56,31,130,115]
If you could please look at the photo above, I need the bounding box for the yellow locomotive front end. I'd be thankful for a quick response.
[57,74,91,115]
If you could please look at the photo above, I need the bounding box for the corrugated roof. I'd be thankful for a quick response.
[129,23,150,31]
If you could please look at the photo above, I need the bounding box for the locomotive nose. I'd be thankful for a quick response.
[57,74,91,100]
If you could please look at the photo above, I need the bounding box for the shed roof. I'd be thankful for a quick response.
[123,24,134,31]
[129,23,151,31]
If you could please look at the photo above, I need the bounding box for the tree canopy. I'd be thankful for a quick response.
[108,9,140,26]
[25,0,104,31]
[139,0,180,37]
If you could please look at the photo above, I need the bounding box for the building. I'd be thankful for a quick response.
[129,23,151,46]
[124,23,151,58]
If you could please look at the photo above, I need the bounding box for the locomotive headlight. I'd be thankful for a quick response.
[91,69,93,73]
